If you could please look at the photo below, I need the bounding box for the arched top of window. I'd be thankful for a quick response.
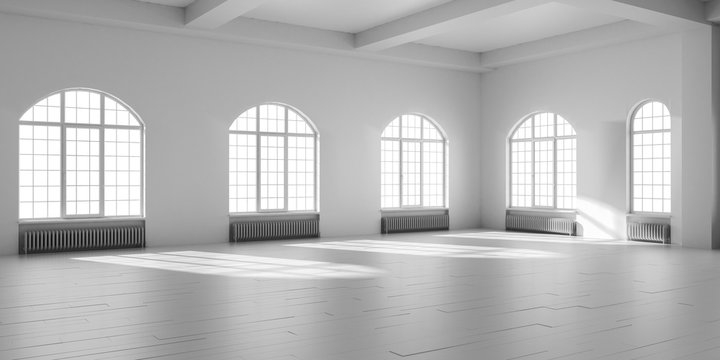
[20,88,143,127]
[230,103,317,135]
[381,114,446,141]
[631,100,670,132]
[510,112,575,140]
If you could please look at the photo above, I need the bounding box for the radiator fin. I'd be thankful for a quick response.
[627,222,670,244]
[506,214,576,236]
[381,214,449,234]
[22,225,145,254]
[231,219,320,242]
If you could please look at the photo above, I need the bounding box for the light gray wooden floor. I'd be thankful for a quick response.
[2,229,720,360]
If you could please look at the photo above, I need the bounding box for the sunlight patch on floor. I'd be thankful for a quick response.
[437,231,638,246]
[287,240,563,259]
[74,251,386,279]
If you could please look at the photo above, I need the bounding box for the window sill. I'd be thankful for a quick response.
[230,212,319,222]
[18,217,145,225]
[381,208,448,217]
[506,208,577,219]
[627,213,671,224]
[18,218,146,234]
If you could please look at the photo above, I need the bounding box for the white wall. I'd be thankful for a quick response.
[477,34,685,241]
[3,12,717,254]
[679,26,720,249]
[0,13,483,255]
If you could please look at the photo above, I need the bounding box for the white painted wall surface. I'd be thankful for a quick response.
[678,27,719,249]
[0,13,483,255]
[477,34,685,241]
[1,12,717,255]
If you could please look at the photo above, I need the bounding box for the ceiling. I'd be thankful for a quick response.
[244,0,456,34]
[138,0,456,33]
[0,0,715,72]
[137,0,194,6]
[138,0,627,53]
[415,2,623,53]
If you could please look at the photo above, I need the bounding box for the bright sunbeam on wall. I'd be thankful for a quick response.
[287,240,563,259]
[576,196,625,239]
[74,251,385,279]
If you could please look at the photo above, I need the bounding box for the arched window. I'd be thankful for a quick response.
[381,114,447,209]
[509,112,576,209]
[19,89,144,219]
[630,101,671,213]
[229,103,318,213]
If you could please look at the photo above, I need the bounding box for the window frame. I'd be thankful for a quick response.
[380,114,448,210]
[507,112,577,211]
[229,103,319,214]
[18,88,145,221]
[628,100,671,215]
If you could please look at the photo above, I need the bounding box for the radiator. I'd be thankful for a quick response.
[505,214,576,236]
[627,222,670,244]
[22,225,145,254]
[231,219,319,242]
[381,214,449,234]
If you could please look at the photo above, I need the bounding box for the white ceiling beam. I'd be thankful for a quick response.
[0,0,184,29]
[217,18,490,72]
[378,43,490,73]
[0,0,489,72]
[557,0,708,30]
[706,0,720,23]
[185,0,268,29]
[479,20,670,69]
[354,0,551,52]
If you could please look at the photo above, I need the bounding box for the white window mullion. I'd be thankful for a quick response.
[398,118,403,208]
[530,140,536,208]
[530,115,536,208]
[140,127,146,217]
[283,107,289,211]
[60,92,67,218]
[553,138,558,209]
[255,110,261,212]
[530,117,535,208]
[419,123,425,207]
[442,139,447,208]
[552,114,558,209]
[255,134,262,212]
[314,136,319,212]
[99,95,105,217]
[398,136,405,208]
